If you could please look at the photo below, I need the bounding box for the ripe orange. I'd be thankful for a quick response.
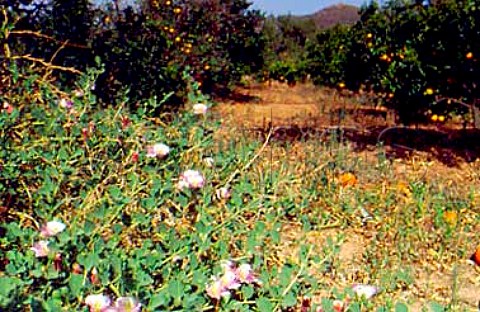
[438,115,445,122]
[470,245,480,265]
[431,114,438,122]
[380,54,388,61]
[173,7,182,14]
[425,88,434,95]
[443,210,457,225]
[339,172,357,187]
[466,52,474,59]
[366,33,373,39]
[338,82,346,88]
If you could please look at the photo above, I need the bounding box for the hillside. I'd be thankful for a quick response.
[298,4,360,30]
[308,4,360,29]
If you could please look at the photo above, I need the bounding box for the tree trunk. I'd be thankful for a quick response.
[473,104,480,129]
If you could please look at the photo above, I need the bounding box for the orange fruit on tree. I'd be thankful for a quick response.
[438,115,445,122]
[466,52,474,59]
[425,88,434,95]
[366,33,373,39]
[339,172,357,187]
[431,114,438,122]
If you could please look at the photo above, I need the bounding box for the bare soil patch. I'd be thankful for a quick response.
[215,81,480,310]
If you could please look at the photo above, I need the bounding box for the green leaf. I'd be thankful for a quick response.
[241,285,254,300]
[77,252,100,271]
[0,277,21,297]
[149,292,168,309]
[256,297,273,312]
[281,291,297,308]
[108,186,123,200]
[395,302,409,312]
[168,280,184,300]
[68,274,85,297]
[430,302,445,312]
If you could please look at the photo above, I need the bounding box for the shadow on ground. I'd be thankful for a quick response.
[251,124,480,167]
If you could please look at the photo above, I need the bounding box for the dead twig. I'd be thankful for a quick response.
[10,30,90,49]
[9,54,82,75]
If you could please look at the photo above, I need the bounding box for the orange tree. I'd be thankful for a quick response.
[305,24,354,86]
[260,15,315,85]
[91,0,265,108]
[305,0,480,126]
[2,0,265,111]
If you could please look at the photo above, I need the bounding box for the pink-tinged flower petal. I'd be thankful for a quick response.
[206,278,230,300]
[30,240,50,258]
[352,284,379,299]
[59,98,73,109]
[220,260,235,272]
[85,294,111,312]
[179,170,204,189]
[114,297,142,312]
[192,103,208,115]
[146,146,156,158]
[146,143,170,158]
[2,102,14,114]
[219,270,241,290]
[216,187,231,200]
[40,220,66,237]
[176,179,190,190]
[235,263,259,284]
[73,89,84,97]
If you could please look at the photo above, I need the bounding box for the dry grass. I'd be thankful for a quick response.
[214,81,480,311]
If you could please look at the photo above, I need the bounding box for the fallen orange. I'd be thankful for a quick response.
[339,172,357,187]
[443,210,457,225]
[470,245,480,265]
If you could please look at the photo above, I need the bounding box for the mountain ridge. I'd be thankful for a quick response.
[278,3,361,30]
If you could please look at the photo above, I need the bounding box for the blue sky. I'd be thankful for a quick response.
[251,0,368,16]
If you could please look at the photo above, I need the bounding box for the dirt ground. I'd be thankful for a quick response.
[215,81,480,311]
